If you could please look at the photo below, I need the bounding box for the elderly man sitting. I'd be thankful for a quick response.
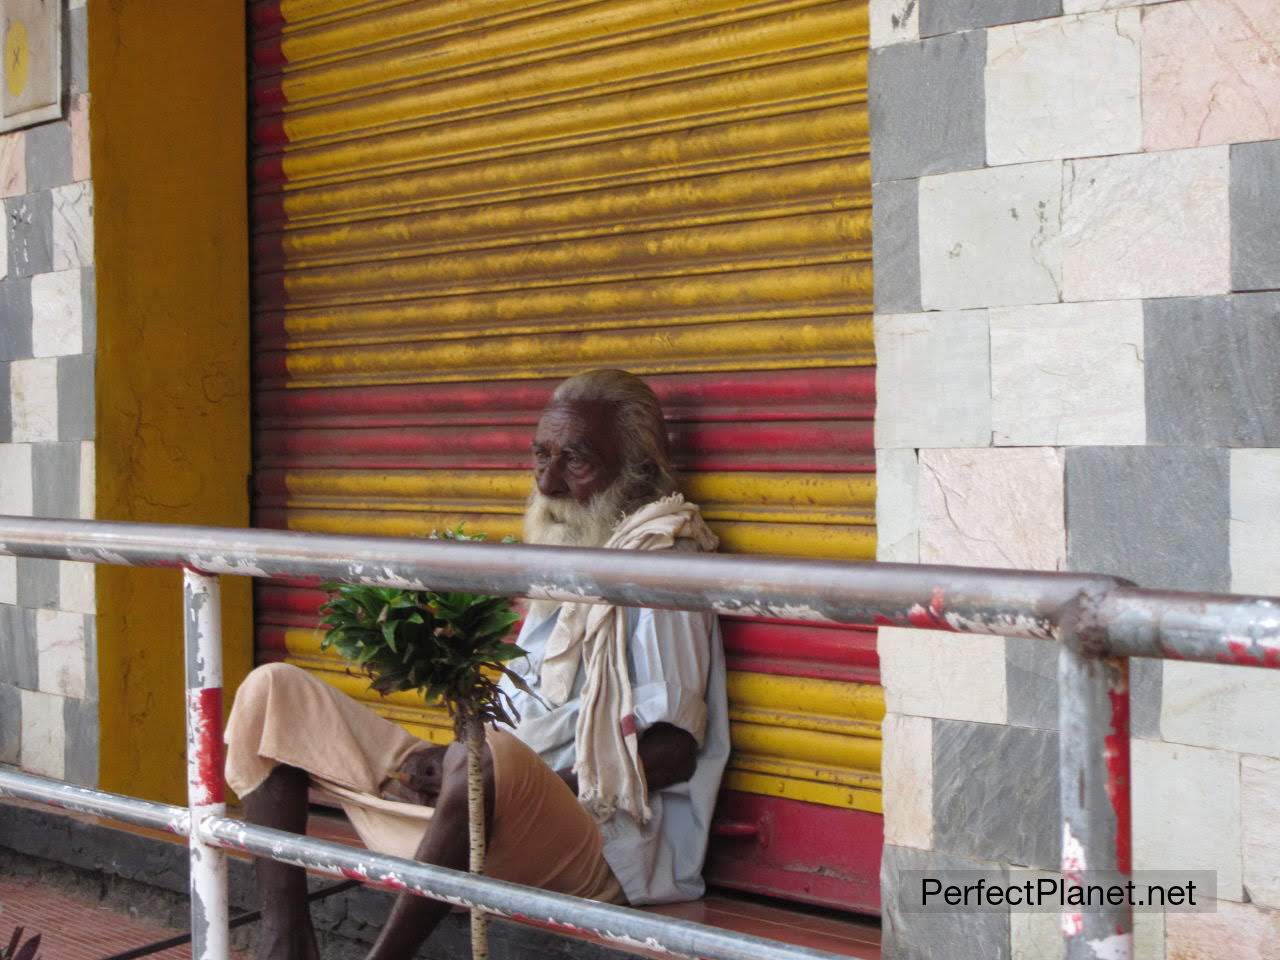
[224,369,730,960]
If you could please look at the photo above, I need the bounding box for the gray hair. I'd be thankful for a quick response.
[550,369,677,512]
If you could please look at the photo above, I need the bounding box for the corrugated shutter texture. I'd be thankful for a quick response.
[249,0,880,906]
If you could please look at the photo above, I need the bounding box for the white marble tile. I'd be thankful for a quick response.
[1162,660,1280,760]
[989,300,1145,446]
[1064,0,1158,10]
[36,609,86,699]
[1143,0,1280,150]
[918,447,1066,570]
[58,561,96,615]
[1132,738,1242,901]
[875,310,991,449]
[881,712,933,849]
[879,627,1007,724]
[69,95,91,182]
[0,443,33,515]
[0,555,15,605]
[51,183,94,270]
[919,161,1063,310]
[1231,450,1280,595]
[1062,147,1230,301]
[10,358,59,443]
[986,11,1141,165]
[32,270,84,357]
[19,688,65,779]
[877,448,920,563]
[870,0,919,47]
[1243,756,1280,909]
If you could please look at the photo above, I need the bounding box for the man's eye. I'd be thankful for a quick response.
[533,450,550,464]
[565,454,586,468]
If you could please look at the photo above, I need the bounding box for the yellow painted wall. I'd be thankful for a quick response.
[89,1,252,804]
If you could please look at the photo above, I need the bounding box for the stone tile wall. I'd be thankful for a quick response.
[0,5,96,786]
[870,1,1280,956]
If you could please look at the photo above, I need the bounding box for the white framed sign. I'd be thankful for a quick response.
[1,0,62,132]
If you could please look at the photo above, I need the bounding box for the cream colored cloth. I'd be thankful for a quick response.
[224,662,624,904]
[535,494,718,825]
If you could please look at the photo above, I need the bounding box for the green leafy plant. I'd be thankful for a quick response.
[1,928,41,960]
[319,526,526,960]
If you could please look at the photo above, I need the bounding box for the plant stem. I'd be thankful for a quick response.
[467,714,489,960]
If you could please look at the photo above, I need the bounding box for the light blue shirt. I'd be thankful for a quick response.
[500,603,730,905]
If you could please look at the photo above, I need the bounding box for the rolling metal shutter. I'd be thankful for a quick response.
[250,0,881,910]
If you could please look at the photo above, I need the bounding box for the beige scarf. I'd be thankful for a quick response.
[536,493,718,824]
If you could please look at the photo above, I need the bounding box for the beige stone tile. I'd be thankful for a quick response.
[870,0,919,47]
[875,310,992,449]
[69,95,91,182]
[879,627,1007,724]
[1143,0,1280,151]
[1162,660,1280,760]
[1166,900,1280,959]
[918,447,1065,570]
[1243,756,1280,909]
[877,448,919,563]
[990,300,1145,446]
[58,561,96,615]
[987,10,1141,165]
[1062,147,1230,301]
[36,609,86,699]
[10,358,59,443]
[1132,738,1242,901]
[0,444,34,515]
[19,689,65,779]
[1231,450,1280,595]
[51,182,93,271]
[0,132,25,198]
[920,161,1064,310]
[32,269,84,356]
[0,556,15,605]
[881,712,933,849]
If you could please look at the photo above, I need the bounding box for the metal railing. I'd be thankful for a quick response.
[1,516,1278,960]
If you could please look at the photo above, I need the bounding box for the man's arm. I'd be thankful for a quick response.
[556,721,697,795]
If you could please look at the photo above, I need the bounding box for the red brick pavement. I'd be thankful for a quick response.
[0,877,248,960]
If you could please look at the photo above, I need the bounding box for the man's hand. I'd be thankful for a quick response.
[381,744,450,806]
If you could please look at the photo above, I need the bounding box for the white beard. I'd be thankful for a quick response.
[522,484,630,622]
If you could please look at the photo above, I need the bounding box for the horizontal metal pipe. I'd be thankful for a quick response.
[200,818,843,960]
[0,516,1117,640]
[1101,589,1280,668]
[0,768,190,836]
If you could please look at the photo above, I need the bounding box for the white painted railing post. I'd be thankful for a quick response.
[184,569,230,960]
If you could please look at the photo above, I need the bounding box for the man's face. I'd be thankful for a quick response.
[531,401,623,505]
[524,400,629,548]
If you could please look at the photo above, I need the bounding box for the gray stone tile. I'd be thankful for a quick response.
[64,696,98,787]
[6,193,53,278]
[26,124,73,193]
[873,179,922,313]
[32,442,80,519]
[1066,447,1231,592]
[0,682,19,763]
[881,844,1011,960]
[1232,140,1280,292]
[1006,640,1160,737]
[57,353,94,441]
[0,278,33,361]
[69,7,89,96]
[80,266,96,353]
[16,557,58,609]
[1145,294,1280,447]
[920,0,1061,37]
[932,720,1060,870]
[1006,637,1056,730]
[870,32,986,183]
[0,604,38,689]
[0,362,9,444]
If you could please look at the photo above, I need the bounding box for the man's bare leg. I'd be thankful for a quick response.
[243,764,321,960]
[365,740,495,960]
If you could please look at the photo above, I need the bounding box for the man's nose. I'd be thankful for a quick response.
[536,463,568,497]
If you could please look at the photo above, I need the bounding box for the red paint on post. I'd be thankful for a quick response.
[1104,685,1132,876]
[194,688,226,806]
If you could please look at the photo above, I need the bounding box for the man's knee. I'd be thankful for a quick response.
[438,740,494,808]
